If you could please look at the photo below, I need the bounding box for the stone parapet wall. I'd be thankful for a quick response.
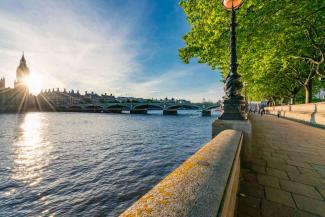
[120,130,243,217]
[265,102,325,127]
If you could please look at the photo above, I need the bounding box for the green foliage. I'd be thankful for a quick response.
[179,0,325,103]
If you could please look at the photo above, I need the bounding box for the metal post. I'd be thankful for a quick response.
[219,8,245,120]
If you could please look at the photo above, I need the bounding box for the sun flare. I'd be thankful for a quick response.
[22,74,43,95]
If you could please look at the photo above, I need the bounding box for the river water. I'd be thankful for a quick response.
[0,112,218,216]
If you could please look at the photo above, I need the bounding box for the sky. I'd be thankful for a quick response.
[0,0,223,102]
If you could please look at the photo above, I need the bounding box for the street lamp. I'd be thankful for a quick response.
[243,81,248,111]
[219,0,246,120]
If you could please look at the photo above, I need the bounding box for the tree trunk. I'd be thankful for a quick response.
[304,79,313,103]
[280,97,284,105]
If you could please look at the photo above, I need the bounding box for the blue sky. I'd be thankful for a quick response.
[0,0,223,102]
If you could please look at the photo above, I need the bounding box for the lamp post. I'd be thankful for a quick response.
[219,0,246,120]
[243,81,248,111]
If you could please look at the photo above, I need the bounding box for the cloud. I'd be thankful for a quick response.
[0,0,222,102]
[120,65,223,102]
[0,0,142,94]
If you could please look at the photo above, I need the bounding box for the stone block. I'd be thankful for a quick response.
[241,170,257,183]
[293,194,325,216]
[265,103,325,128]
[265,187,296,208]
[266,168,289,180]
[246,158,267,167]
[212,119,252,165]
[286,160,312,169]
[237,194,260,209]
[287,171,325,189]
[298,167,321,177]
[257,175,280,188]
[264,156,286,164]
[250,164,266,174]
[237,198,261,217]
[268,161,300,174]
[312,164,325,177]
[239,181,264,198]
[316,187,325,199]
[271,152,289,160]
[261,199,317,217]
[279,180,323,200]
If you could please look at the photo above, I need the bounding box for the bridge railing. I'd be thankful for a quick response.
[120,130,243,217]
[54,102,220,114]
[265,102,325,127]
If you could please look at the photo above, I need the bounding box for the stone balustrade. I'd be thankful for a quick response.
[120,130,243,217]
[265,102,325,127]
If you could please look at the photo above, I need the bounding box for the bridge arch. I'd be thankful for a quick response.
[105,104,131,110]
[55,105,68,112]
[203,105,221,111]
[84,105,103,112]
[166,104,200,110]
[68,105,82,112]
[133,104,163,110]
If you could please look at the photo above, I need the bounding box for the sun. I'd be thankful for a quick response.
[22,73,43,95]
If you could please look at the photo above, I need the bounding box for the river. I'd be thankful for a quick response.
[0,111,218,216]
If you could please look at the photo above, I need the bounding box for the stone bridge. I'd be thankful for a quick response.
[55,102,221,116]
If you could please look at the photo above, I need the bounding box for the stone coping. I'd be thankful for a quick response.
[120,130,243,217]
[265,102,325,128]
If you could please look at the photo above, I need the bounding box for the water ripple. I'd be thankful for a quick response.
[0,112,217,216]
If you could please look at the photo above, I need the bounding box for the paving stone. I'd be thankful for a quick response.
[250,164,266,174]
[312,164,325,172]
[279,180,323,200]
[237,194,260,209]
[316,187,325,200]
[266,168,289,180]
[293,194,325,216]
[287,160,312,169]
[264,155,286,162]
[290,155,325,165]
[265,187,296,208]
[261,199,318,217]
[267,161,300,174]
[235,213,253,217]
[287,171,325,189]
[236,195,261,217]
[297,167,321,177]
[250,158,267,166]
[265,158,286,165]
[257,174,280,188]
[284,165,301,175]
[312,164,325,177]
[239,181,264,198]
[236,115,325,216]
[260,151,272,157]
[271,153,289,160]
[242,170,258,183]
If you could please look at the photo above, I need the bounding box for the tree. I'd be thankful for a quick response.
[179,0,325,103]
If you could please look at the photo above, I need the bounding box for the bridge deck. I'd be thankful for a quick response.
[236,115,325,217]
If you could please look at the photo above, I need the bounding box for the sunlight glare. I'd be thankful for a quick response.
[22,73,44,95]
[11,113,52,187]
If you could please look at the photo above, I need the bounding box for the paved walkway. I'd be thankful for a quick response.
[236,115,325,217]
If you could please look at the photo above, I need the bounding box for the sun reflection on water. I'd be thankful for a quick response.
[11,113,51,186]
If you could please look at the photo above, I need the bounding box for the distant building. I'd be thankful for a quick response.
[14,53,30,88]
[1,53,201,113]
[0,53,36,112]
[100,93,117,103]
[0,77,5,89]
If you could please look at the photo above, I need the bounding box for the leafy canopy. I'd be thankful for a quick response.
[179,0,325,102]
